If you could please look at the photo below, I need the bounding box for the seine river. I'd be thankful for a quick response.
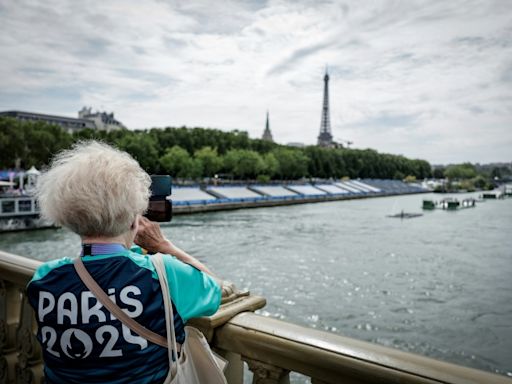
[1,192,511,380]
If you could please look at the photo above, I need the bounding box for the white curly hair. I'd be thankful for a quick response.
[36,141,151,237]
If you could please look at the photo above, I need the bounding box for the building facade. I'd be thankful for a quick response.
[0,107,125,134]
[78,107,126,132]
[0,111,96,134]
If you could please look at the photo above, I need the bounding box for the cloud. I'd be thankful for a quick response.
[347,113,420,130]
[267,40,337,76]
[0,0,511,163]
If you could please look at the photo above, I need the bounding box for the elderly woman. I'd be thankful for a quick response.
[26,141,221,383]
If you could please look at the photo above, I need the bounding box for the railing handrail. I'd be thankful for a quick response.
[216,312,509,384]
[0,249,42,286]
[1,250,511,384]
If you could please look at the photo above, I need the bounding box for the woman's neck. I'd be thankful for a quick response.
[81,234,131,249]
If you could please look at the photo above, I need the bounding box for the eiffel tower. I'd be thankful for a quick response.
[317,68,334,147]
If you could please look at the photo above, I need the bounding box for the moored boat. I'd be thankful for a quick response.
[483,190,504,199]
[0,167,53,232]
[422,199,436,210]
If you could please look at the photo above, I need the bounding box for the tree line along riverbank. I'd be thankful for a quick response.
[3,116,508,191]
[1,117,431,181]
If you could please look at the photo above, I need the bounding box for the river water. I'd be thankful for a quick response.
[1,192,511,379]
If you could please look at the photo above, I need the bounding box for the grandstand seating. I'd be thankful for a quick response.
[314,184,349,194]
[350,180,381,192]
[286,185,327,196]
[251,185,298,197]
[362,179,426,194]
[334,182,363,194]
[170,180,426,206]
[207,186,264,199]
[171,187,218,206]
[343,180,374,193]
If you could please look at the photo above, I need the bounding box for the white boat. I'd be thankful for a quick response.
[0,167,53,232]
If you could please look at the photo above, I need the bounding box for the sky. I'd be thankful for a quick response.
[0,0,511,164]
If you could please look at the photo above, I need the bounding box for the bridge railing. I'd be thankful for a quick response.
[0,250,510,384]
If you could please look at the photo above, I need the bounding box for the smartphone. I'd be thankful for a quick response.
[145,175,172,222]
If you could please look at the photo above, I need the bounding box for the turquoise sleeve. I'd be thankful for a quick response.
[29,258,74,285]
[130,245,145,255]
[162,255,221,322]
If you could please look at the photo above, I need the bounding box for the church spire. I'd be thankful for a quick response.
[262,110,273,142]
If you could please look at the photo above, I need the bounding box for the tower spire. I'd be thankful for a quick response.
[317,67,334,147]
[262,110,274,142]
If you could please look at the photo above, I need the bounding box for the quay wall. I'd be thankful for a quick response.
[172,179,429,215]
[172,192,386,214]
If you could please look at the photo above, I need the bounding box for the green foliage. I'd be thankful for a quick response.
[262,153,279,177]
[159,145,201,179]
[271,148,308,179]
[458,179,476,192]
[488,166,512,180]
[257,174,271,183]
[223,149,265,179]
[117,132,159,172]
[304,147,345,178]
[432,167,445,179]
[194,147,222,177]
[459,175,493,191]
[393,171,405,180]
[0,118,71,169]
[472,175,488,189]
[0,117,434,182]
[444,163,477,180]
[25,123,73,167]
[147,126,253,155]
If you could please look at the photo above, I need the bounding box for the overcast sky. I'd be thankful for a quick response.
[0,0,511,164]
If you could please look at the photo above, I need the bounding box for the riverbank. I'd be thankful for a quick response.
[0,179,428,231]
[172,179,428,214]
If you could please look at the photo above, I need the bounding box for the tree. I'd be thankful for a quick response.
[0,118,28,168]
[159,145,200,179]
[23,123,72,168]
[117,133,159,172]
[223,149,264,179]
[393,171,405,180]
[304,146,337,178]
[262,153,279,177]
[432,167,445,179]
[0,116,433,181]
[413,159,432,179]
[472,175,490,190]
[194,147,222,177]
[340,150,363,179]
[73,128,107,142]
[271,148,309,179]
[444,163,477,180]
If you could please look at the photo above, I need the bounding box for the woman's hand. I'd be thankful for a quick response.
[135,216,217,277]
[134,216,173,254]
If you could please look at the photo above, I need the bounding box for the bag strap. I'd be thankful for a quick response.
[74,256,168,348]
[151,253,180,367]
